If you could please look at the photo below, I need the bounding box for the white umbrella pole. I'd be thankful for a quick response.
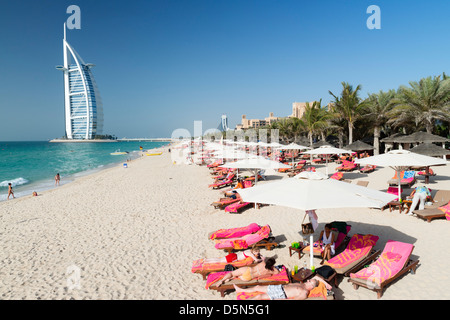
[254,169,258,209]
[397,169,402,201]
[326,156,329,176]
[310,234,314,269]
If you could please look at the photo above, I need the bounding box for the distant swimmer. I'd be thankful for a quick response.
[55,173,60,186]
[7,183,15,200]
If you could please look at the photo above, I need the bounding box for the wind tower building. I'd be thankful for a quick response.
[56,23,103,139]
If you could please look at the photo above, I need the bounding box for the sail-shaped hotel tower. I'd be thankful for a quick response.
[56,24,103,140]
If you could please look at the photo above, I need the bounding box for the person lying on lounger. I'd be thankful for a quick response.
[233,276,332,300]
[203,246,263,265]
[215,257,279,286]
[223,179,244,198]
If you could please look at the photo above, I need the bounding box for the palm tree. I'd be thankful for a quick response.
[299,100,331,146]
[329,82,366,144]
[363,89,396,154]
[389,75,450,134]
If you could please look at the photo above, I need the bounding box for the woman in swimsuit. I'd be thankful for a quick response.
[318,224,335,265]
[215,257,279,286]
[203,246,263,264]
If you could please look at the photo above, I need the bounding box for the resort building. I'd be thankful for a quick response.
[56,23,104,140]
[235,112,280,130]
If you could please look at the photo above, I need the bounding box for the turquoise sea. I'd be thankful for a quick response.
[0,141,169,201]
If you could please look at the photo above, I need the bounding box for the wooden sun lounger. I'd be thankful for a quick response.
[413,190,450,223]
[348,246,419,299]
[211,197,240,209]
[208,266,290,297]
[222,236,279,254]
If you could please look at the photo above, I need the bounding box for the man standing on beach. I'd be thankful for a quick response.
[55,173,60,186]
[7,183,15,200]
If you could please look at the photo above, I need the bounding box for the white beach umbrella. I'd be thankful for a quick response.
[237,171,397,268]
[278,143,311,166]
[302,145,353,176]
[220,156,290,184]
[355,149,448,201]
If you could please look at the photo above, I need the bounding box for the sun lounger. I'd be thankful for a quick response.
[224,201,252,213]
[330,172,344,181]
[417,167,435,176]
[209,174,235,189]
[413,189,450,222]
[312,158,325,164]
[214,225,278,253]
[356,180,369,187]
[209,223,261,240]
[191,256,257,280]
[206,266,290,297]
[324,234,380,282]
[359,165,376,173]
[207,161,222,168]
[349,240,419,299]
[302,222,351,257]
[388,170,416,187]
[336,160,357,172]
[211,196,241,209]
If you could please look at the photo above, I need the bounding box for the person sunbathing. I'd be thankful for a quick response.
[223,179,244,198]
[233,276,332,300]
[203,246,263,265]
[215,257,279,286]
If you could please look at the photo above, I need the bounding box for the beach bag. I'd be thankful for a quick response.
[316,265,335,278]
[301,213,314,236]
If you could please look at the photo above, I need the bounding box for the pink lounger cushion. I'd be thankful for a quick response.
[214,225,271,250]
[350,240,414,286]
[209,223,261,240]
[325,234,379,269]
[224,202,250,213]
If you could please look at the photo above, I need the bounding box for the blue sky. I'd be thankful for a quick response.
[1,0,450,140]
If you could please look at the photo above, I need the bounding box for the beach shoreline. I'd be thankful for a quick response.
[1,145,449,300]
[0,142,170,202]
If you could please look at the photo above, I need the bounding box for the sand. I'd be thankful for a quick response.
[1,146,449,300]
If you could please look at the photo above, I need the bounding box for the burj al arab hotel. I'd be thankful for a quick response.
[56,24,103,140]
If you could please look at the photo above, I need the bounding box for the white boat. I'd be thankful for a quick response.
[110,149,129,155]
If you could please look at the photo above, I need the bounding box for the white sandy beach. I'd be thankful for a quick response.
[1,146,450,300]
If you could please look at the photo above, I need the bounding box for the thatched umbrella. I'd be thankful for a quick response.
[344,140,374,151]
[393,131,449,144]
[380,133,406,143]
[409,143,450,184]
[311,140,332,148]
[410,142,450,157]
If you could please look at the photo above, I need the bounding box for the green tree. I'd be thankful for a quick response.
[363,90,396,154]
[389,76,450,134]
[299,101,331,146]
[329,82,366,144]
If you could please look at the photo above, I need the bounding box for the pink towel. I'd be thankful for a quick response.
[350,240,413,286]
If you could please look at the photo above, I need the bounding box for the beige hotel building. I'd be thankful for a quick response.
[235,102,316,130]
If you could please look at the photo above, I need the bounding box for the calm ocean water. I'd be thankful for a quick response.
[0,141,169,201]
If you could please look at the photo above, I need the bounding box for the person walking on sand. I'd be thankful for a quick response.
[7,183,15,200]
[55,173,60,186]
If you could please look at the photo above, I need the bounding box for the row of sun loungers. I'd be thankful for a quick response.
[193,222,420,299]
